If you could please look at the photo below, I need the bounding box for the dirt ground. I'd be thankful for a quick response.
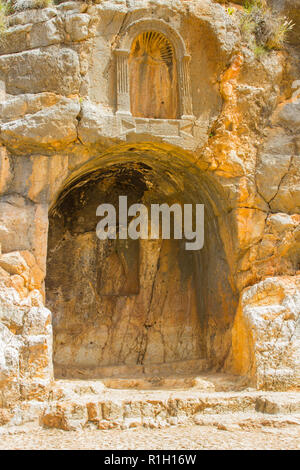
[0,423,299,450]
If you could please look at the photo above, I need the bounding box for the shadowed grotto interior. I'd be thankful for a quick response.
[46,145,237,380]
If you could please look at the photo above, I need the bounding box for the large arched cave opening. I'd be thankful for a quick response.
[46,145,237,379]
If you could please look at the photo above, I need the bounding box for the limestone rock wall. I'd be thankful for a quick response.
[0,0,299,404]
[0,248,53,406]
[230,276,300,390]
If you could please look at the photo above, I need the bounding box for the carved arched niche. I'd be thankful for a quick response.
[115,19,193,119]
[129,31,178,119]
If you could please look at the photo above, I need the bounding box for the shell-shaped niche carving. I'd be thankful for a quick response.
[129,31,178,119]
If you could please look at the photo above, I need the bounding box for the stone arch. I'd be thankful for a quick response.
[114,19,193,118]
[118,18,188,58]
[46,143,237,379]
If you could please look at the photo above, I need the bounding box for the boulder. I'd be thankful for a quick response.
[0,47,81,96]
[65,13,91,42]
[231,276,300,390]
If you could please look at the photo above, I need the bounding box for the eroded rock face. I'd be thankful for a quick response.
[231,276,300,390]
[0,249,53,407]
[49,234,204,376]
[46,162,235,377]
[0,0,299,416]
[0,47,81,96]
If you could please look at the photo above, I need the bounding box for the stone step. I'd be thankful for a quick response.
[55,359,209,380]
[192,412,300,431]
[39,385,300,431]
[101,376,216,390]
[52,371,251,394]
[2,373,300,432]
[255,394,300,414]
[2,386,300,432]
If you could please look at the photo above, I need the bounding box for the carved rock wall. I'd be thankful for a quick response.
[0,0,299,411]
[0,248,53,406]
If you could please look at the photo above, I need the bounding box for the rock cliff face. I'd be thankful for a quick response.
[0,0,299,415]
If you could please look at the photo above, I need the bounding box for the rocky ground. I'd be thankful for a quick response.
[0,417,299,450]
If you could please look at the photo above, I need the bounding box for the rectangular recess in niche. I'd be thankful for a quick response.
[97,238,140,296]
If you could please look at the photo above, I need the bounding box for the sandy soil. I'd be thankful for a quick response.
[0,423,299,450]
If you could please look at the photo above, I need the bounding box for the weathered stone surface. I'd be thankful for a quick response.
[0,323,21,406]
[0,195,36,253]
[0,251,29,277]
[77,100,107,144]
[236,212,300,287]
[29,17,63,49]
[0,256,53,407]
[0,15,62,55]
[48,231,204,374]
[37,381,300,431]
[268,213,295,233]
[65,13,90,42]
[0,24,32,55]
[273,99,300,132]
[0,47,81,96]
[41,401,88,431]
[0,147,11,195]
[0,195,48,274]
[270,155,300,214]
[256,129,295,203]
[227,208,267,253]
[0,0,299,423]
[8,7,57,27]
[231,276,300,390]
[0,93,61,125]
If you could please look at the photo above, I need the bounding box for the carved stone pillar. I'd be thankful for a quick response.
[115,49,131,115]
[180,55,194,119]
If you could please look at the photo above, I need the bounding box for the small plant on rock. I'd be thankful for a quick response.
[226,7,236,16]
[253,44,267,57]
[265,17,295,49]
[240,0,294,54]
